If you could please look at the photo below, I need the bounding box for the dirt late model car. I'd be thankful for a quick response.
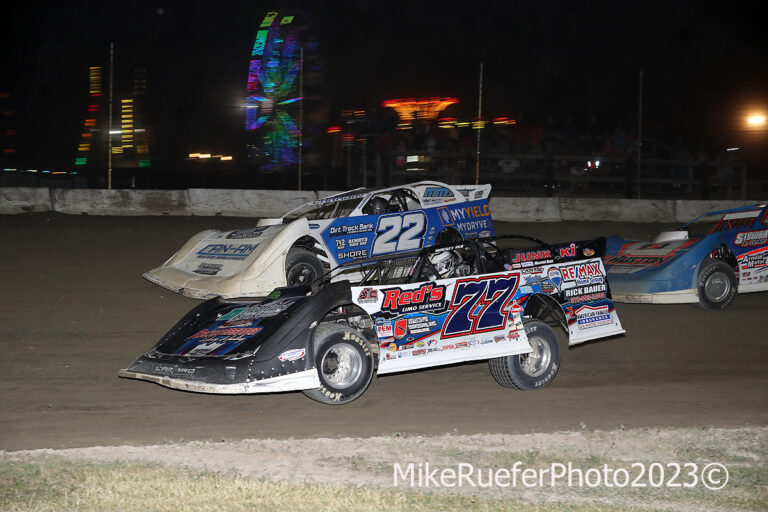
[603,203,768,310]
[119,236,624,405]
[143,181,494,300]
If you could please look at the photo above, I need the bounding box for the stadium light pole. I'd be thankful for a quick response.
[107,42,114,190]
[298,47,303,191]
[475,61,483,185]
[637,69,643,199]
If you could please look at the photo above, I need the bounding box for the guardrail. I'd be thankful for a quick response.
[1,187,760,223]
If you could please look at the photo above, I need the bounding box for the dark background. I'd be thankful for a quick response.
[2,0,767,184]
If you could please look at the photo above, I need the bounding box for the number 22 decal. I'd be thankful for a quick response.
[371,212,426,255]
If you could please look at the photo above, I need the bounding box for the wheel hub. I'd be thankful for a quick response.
[704,271,731,302]
[520,336,552,377]
[287,263,316,286]
[321,344,363,389]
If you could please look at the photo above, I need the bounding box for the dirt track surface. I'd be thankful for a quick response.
[1,213,766,450]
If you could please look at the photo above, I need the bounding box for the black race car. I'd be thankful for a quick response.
[119,236,624,405]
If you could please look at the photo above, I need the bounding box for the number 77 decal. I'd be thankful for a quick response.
[371,212,426,255]
[442,274,519,337]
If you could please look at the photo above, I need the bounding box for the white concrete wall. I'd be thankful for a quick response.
[560,198,676,223]
[0,187,762,222]
[50,189,188,216]
[489,197,561,222]
[0,187,51,214]
[187,189,319,217]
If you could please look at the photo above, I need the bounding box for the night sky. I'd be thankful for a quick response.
[3,0,767,173]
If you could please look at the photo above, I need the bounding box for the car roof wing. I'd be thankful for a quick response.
[683,203,767,227]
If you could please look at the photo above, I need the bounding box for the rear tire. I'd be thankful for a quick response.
[489,320,560,390]
[303,323,375,405]
[285,248,324,287]
[696,258,737,311]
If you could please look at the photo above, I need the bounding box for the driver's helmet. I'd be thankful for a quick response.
[368,196,389,215]
[430,250,459,278]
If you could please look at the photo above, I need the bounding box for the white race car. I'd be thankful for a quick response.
[144,181,495,299]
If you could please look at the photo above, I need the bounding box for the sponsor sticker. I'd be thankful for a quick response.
[193,262,223,275]
[376,322,393,338]
[547,267,563,291]
[380,283,447,314]
[574,305,612,330]
[734,229,768,247]
[219,299,296,323]
[197,243,258,260]
[328,222,374,237]
[278,348,306,362]
[394,318,408,338]
[226,227,267,239]
[357,287,379,303]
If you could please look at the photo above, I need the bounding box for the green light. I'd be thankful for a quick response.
[75,157,87,165]
[139,159,150,168]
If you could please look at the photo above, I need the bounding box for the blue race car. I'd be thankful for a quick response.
[603,203,768,309]
[144,181,495,299]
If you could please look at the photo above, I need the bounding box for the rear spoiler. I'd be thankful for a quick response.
[454,184,491,201]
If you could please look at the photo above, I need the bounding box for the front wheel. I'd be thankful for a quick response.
[303,323,375,405]
[696,258,737,311]
[285,248,324,287]
[488,320,560,390]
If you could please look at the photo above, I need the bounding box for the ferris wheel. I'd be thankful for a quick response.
[245,11,304,170]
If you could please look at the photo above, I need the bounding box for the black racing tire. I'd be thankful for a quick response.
[285,248,324,287]
[436,228,463,245]
[696,258,737,311]
[488,320,560,390]
[303,323,375,405]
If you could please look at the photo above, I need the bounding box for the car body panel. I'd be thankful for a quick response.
[352,256,623,375]
[143,218,310,300]
[120,237,624,395]
[143,182,494,299]
[604,203,768,303]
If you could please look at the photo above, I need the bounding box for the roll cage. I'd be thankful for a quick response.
[330,235,574,288]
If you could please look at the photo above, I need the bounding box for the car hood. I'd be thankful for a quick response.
[143,217,310,299]
[603,236,701,275]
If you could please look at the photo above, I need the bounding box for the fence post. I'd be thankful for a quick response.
[741,165,747,200]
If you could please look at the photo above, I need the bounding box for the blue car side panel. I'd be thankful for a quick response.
[322,199,494,265]
[605,236,724,294]
[605,204,768,297]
